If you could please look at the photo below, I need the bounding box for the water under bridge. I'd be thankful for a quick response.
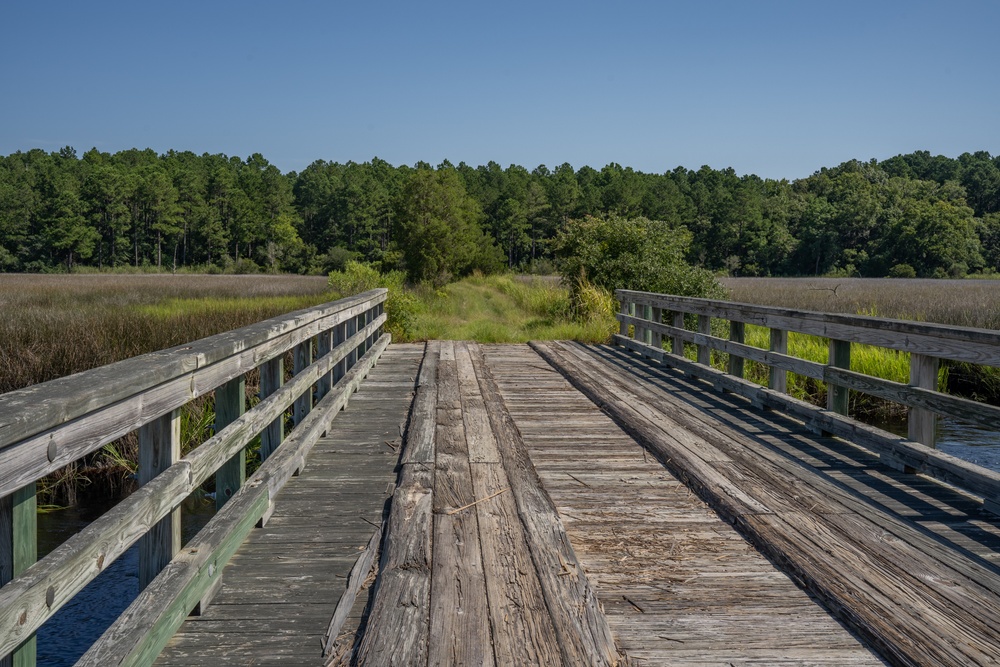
[2,289,999,666]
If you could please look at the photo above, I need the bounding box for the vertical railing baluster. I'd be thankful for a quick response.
[259,356,284,461]
[697,315,711,366]
[334,321,347,384]
[828,339,851,416]
[293,339,313,425]
[619,299,629,338]
[1,483,37,667]
[671,311,684,358]
[317,328,333,402]
[139,410,180,590]
[215,376,246,510]
[908,354,940,447]
[728,321,745,378]
[650,306,662,350]
[769,328,788,393]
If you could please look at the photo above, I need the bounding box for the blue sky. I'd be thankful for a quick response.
[2,1,997,180]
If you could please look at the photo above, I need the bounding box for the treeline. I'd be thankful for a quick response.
[2,147,999,279]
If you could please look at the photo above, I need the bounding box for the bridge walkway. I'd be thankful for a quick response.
[156,341,1000,666]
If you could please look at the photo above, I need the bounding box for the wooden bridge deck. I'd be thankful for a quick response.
[155,341,1000,666]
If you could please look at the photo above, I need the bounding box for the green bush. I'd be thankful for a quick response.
[328,261,419,339]
[888,263,917,278]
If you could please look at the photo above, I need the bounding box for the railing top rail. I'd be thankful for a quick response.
[0,289,387,455]
[616,289,1000,367]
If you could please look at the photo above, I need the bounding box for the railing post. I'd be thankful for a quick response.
[908,353,939,447]
[259,356,284,461]
[1,483,37,667]
[293,339,313,425]
[139,410,181,590]
[671,311,684,357]
[618,299,629,338]
[828,339,851,416]
[728,321,745,378]
[346,316,358,371]
[769,328,788,393]
[650,306,662,349]
[317,328,333,401]
[641,305,653,346]
[697,315,711,366]
[334,321,347,384]
[215,376,246,510]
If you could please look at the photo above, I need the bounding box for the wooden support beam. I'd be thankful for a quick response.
[138,411,181,591]
[317,328,333,401]
[729,321,745,378]
[641,304,653,346]
[650,306,663,349]
[333,321,347,384]
[672,311,685,357]
[618,300,629,337]
[0,484,37,667]
[259,356,284,462]
[828,339,851,416]
[346,316,358,372]
[214,376,246,511]
[697,315,711,366]
[908,353,940,448]
[769,328,788,393]
[293,339,313,425]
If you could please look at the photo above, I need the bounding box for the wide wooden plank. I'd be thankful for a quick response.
[468,343,620,667]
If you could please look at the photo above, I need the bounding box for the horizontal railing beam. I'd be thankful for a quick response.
[617,289,1000,367]
[0,313,386,655]
[0,292,387,498]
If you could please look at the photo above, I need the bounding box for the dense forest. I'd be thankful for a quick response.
[1,147,999,281]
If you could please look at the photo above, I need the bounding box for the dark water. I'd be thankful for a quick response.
[34,492,215,667]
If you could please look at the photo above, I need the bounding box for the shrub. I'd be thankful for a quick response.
[328,261,418,339]
[888,263,917,278]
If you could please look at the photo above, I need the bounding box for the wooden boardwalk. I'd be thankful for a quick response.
[155,344,424,665]
[151,341,1000,667]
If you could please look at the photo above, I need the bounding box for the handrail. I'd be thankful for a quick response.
[615,289,1000,515]
[0,289,389,664]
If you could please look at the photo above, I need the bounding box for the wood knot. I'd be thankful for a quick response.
[97,554,105,570]
[45,586,55,608]
[18,610,27,626]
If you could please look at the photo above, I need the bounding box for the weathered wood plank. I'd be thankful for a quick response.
[469,343,620,667]
[618,289,1000,366]
[139,410,182,590]
[470,461,562,665]
[259,356,284,462]
[0,484,36,667]
[908,353,940,447]
[214,376,246,511]
[827,339,851,416]
[612,334,1000,509]
[322,526,382,659]
[550,341,1000,666]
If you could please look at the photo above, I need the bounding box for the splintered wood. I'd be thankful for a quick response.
[356,341,617,667]
[487,344,885,667]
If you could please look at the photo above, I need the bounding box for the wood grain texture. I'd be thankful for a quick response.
[139,410,181,590]
[618,289,1000,366]
[541,340,1000,666]
[613,333,1000,509]
[491,343,882,667]
[469,343,620,667]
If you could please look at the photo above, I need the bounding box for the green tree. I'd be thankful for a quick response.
[555,214,723,298]
[393,167,501,284]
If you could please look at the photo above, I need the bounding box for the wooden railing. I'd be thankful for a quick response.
[615,289,1000,515]
[0,289,389,666]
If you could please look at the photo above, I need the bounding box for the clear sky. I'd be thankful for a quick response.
[2,0,997,180]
